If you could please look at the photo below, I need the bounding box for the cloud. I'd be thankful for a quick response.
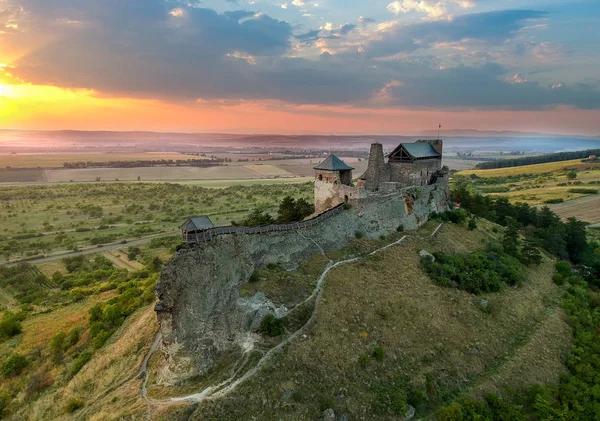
[386,0,476,20]
[3,2,599,111]
[371,62,600,110]
[366,10,548,58]
[387,0,447,20]
[506,73,527,84]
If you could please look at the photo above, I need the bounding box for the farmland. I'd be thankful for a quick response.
[0,152,211,169]
[459,158,596,177]
[456,158,600,223]
[0,181,313,263]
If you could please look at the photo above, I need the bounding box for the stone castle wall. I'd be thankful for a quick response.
[154,179,450,383]
[389,159,442,187]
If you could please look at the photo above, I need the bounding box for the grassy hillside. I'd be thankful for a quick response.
[146,221,569,421]
[0,219,573,420]
[459,158,596,177]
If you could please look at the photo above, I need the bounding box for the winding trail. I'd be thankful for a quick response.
[139,223,444,412]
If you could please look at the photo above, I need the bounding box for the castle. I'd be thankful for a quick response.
[158,139,451,383]
[314,139,448,213]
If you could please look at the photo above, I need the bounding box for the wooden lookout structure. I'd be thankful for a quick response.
[180,216,214,242]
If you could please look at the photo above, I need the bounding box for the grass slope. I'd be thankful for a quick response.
[10,305,158,420]
[150,221,570,421]
[459,159,594,177]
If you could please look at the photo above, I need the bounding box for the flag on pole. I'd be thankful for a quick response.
[439,123,442,129]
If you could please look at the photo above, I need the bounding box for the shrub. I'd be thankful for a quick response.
[372,345,385,361]
[259,314,285,336]
[358,354,372,367]
[555,261,571,277]
[436,402,463,421]
[0,312,22,340]
[468,219,477,231]
[372,378,409,415]
[397,224,404,232]
[567,188,597,195]
[0,353,28,378]
[65,398,84,413]
[355,231,364,239]
[248,271,260,283]
[422,249,525,294]
[544,198,564,204]
[68,350,93,379]
[92,330,112,349]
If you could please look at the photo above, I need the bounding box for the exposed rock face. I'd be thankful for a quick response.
[154,181,450,383]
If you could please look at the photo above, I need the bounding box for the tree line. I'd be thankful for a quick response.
[62,159,224,169]
[475,148,600,170]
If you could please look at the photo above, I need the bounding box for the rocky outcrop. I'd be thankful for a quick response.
[154,181,449,383]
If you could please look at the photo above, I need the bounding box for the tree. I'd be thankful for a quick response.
[234,209,274,227]
[277,196,314,223]
[565,217,588,263]
[566,170,577,180]
[502,220,520,258]
[521,239,543,265]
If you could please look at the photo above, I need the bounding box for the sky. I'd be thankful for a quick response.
[0,0,599,135]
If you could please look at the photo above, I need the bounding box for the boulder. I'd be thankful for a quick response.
[419,250,435,262]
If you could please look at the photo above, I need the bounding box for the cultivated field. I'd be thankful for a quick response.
[459,158,594,177]
[547,194,600,224]
[0,152,210,168]
[456,158,600,224]
[45,165,262,182]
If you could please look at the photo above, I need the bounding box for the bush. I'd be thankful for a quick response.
[544,198,564,204]
[467,219,477,231]
[65,398,84,413]
[355,231,364,239]
[0,312,22,340]
[372,378,409,415]
[422,249,525,294]
[436,402,463,421]
[555,261,571,277]
[358,353,372,367]
[567,188,597,195]
[372,345,385,361]
[248,271,260,283]
[0,353,28,378]
[259,314,285,336]
[397,224,404,232]
[68,350,93,379]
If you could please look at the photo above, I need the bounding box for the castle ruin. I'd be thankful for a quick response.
[155,139,450,383]
[313,139,448,213]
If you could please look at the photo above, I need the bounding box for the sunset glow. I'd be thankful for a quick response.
[0,0,598,135]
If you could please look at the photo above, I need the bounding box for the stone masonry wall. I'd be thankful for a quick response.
[389,159,442,186]
[154,180,450,384]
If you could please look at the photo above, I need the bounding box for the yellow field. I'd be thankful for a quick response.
[243,164,295,177]
[0,152,208,168]
[459,159,589,177]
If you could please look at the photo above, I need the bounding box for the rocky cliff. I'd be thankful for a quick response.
[154,181,450,383]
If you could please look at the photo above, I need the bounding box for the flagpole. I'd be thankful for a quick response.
[437,123,441,140]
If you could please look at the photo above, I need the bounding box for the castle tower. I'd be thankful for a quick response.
[313,154,354,214]
[363,142,386,191]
